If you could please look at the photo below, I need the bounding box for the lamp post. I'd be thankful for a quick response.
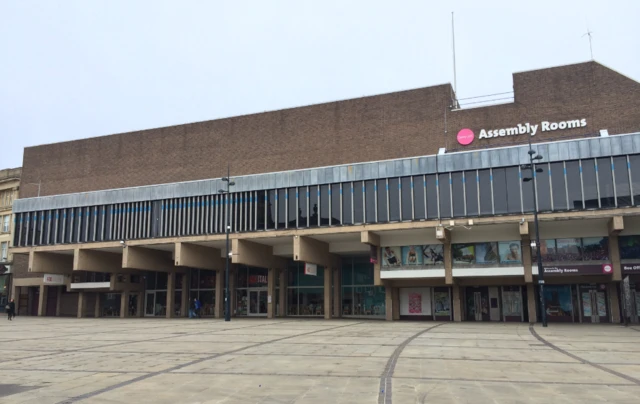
[521,136,548,327]
[218,165,235,322]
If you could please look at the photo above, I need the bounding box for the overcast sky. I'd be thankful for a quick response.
[1,0,639,169]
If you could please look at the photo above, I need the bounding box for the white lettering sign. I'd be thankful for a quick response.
[477,118,587,140]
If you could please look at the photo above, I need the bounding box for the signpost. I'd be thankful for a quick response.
[304,263,317,276]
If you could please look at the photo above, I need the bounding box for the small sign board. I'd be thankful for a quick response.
[43,274,65,285]
[304,263,317,276]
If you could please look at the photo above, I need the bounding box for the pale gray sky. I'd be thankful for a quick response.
[1,0,639,169]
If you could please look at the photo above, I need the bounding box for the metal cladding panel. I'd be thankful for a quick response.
[378,161,387,178]
[610,136,623,156]
[339,166,349,182]
[548,143,560,162]
[425,156,437,173]
[418,157,429,174]
[578,140,591,159]
[633,134,640,154]
[480,151,491,169]
[316,168,325,185]
[275,172,285,188]
[558,142,570,160]
[333,166,341,183]
[620,136,634,157]
[410,158,420,175]
[324,167,334,183]
[600,137,613,157]
[268,173,277,189]
[567,141,580,160]
[292,171,303,188]
[353,164,363,181]
[537,144,550,163]
[589,138,602,158]
[309,169,318,185]
[400,159,411,177]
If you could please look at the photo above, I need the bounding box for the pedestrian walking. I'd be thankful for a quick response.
[195,298,202,318]
[189,298,197,318]
[6,299,16,321]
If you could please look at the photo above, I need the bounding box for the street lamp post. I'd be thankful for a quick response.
[521,136,548,327]
[218,165,235,322]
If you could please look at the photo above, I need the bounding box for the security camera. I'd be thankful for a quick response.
[520,218,525,224]
[120,240,125,245]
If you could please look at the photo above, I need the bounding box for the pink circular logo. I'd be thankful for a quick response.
[457,128,474,145]
[602,264,612,274]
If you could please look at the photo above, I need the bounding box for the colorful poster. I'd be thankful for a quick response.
[433,292,450,316]
[475,242,498,264]
[556,238,581,261]
[499,241,522,264]
[382,247,402,267]
[543,285,573,317]
[422,245,444,265]
[408,293,422,314]
[596,292,607,317]
[582,293,592,317]
[453,244,475,264]
[402,246,423,265]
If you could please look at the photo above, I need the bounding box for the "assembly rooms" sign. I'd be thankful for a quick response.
[456,118,587,145]
[542,264,612,276]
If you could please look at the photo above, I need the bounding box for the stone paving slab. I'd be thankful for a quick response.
[0,317,639,403]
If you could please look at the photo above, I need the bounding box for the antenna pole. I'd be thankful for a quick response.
[451,12,458,107]
[583,28,594,60]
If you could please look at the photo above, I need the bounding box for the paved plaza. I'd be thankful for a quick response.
[0,318,639,403]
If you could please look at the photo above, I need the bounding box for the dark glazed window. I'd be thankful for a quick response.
[478,169,492,215]
[535,163,552,212]
[401,177,412,221]
[343,183,353,224]
[256,191,266,230]
[582,159,599,209]
[426,174,439,219]
[354,181,364,223]
[389,178,400,222]
[465,171,479,216]
[505,167,522,214]
[365,180,376,223]
[320,185,330,226]
[331,184,341,225]
[266,190,276,230]
[298,187,308,228]
[287,188,296,228]
[614,157,632,207]
[412,175,426,220]
[566,161,583,209]
[309,186,319,227]
[438,173,452,219]
[597,157,615,208]
[451,172,465,217]
[492,168,508,215]
[377,179,388,222]
[277,189,287,229]
[550,162,568,211]
[631,155,640,206]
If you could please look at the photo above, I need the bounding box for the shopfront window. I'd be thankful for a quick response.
[533,237,609,263]
[381,245,444,268]
[452,241,522,266]
[620,235,640,259]
[582,237,609,261]
[341,257,385,317]
[287,262,325,316]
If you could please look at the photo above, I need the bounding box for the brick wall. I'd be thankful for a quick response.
[19,61,640,198]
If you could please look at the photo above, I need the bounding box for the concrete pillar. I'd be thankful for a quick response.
[215,270,223,318]
[522,237,533,283]
[229,268,236,317]
[181,272,190,317]
[77,292,85,318]
[11,285,20,314]
[324,267,332,319]
[527,283,537,324]
[120,291,129,318]
[267,268,276,319]
[385,285,394,321]
[333,267,341,318]
[94,293,101,318]
[279,269,287,317]
[609,283,621,323]
[166,272,176,318]
[37,284,47,316]
[137,291,144,317]
[452,285,462,322]
[609,235,622,282]
[444,240,453,285]
[56,286,62,316]
[392,287,400,320]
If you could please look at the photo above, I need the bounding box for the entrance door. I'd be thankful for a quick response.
[581,289,608,323]
[145,291,155,317]
[248,289,267,316]
[465,287,489,321]
[501,286,523,322]
[129,294,138,317]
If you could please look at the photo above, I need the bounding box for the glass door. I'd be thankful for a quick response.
[248,289,268,316]
[580,285,608,323]
[501,286,523,322]
[144,292,155,317]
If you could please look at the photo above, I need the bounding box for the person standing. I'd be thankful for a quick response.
[6,298,15,321]
[195,298,202,318]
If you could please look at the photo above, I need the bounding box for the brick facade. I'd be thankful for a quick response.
[19,61,640,198]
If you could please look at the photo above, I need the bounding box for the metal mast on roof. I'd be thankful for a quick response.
[582,28,594,60]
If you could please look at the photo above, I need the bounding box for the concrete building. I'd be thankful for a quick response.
[9,61,640,323]
[0,167,21,312]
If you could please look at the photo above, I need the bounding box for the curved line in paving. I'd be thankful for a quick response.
[57,321,364,404]
[528,324,640,386]
[378,323,444,404]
